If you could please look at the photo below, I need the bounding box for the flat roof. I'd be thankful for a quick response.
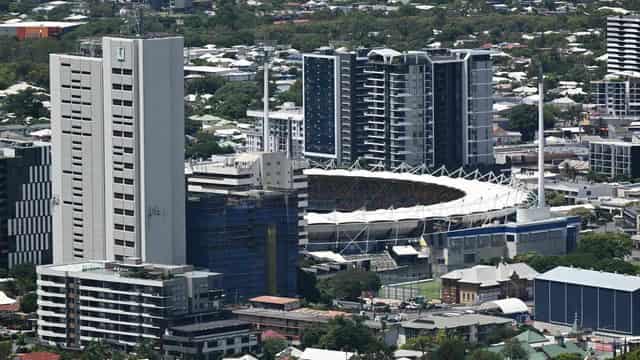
[169,319,250,332]
[402,313,512,330]
[536,266,640,292]
[234,307,348,322]
[249,295,299,305]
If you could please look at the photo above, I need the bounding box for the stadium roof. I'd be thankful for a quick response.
[304,169,530,225]
[536,266,640,292]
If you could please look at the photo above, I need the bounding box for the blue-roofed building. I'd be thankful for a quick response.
[427,214,581,276]
[534,266,640,335]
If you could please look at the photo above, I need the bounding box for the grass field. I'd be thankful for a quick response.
[400,279,442,300]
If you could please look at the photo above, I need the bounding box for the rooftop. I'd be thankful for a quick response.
[0,21,84,28]
[233,307,349,323]
[249,295,300,305]
[402,312,512,330]
[536,266,640,292]
[441,263,538,287]
[38,260,219,283]
[169,319,250,333]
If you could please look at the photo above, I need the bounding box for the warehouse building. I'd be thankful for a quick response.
[534,266,640,335]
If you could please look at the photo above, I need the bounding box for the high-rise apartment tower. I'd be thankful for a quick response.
[50,36,185,264]
[303,47,494,170]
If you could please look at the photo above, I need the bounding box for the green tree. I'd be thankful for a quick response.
[0,340,11,360]
[20,292,37,313]
[81,341,110,360]
[545,191,566,207]
[319,270,381,301]
[277,80,302,106]
[262,338,287,360]
[318,317,383,354]
[577,232,631,259]
[402,335,434,358]
[186,76,227,95]
[10,264,36,295]
[131,339,159,359]
[301,325,327,349]
[501,339,527,360]
[506,104,556,141]
[434,335,466,360]
[469,349,503,360]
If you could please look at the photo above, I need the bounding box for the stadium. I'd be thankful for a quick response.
[304,166,534,254]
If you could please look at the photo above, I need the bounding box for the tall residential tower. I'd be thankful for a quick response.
[50,36,185,264]
[303,48,494,170]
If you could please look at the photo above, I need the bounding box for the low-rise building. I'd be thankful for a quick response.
[37,259,224,350]
[0,21,84,40]
[233,307,349,342]
[249,296,301,311]
[163,319,259,360]
[589,140,640,179]
[441,263,538,304]
[535,266,640,335]
[398,312,512,345]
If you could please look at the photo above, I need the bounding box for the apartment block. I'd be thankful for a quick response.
[163,320,259,359]
[50,36,185,265]
[246,105,304,159]
[37,259,223,350]
[589,140,640,179]
[302,47,494,170]
[607,16,640,75]
[185,153,306,301]
[302,48,369,165]
[0,140,52,268]
[591,78,640,118]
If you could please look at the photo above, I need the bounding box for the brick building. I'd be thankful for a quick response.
[441,262,537,305]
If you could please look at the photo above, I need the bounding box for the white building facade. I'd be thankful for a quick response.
[50,36,185,265]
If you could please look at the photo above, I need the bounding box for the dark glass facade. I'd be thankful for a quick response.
[186,191,299,302]
[0,143,52,268]
[432,61,464,169]
[303,56,337,157]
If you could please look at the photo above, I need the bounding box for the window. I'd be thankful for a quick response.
[114,224,124,230]
[125,241,135,248]
[124,225,134,232]
[123,69,132,75]
[113,99,122,106]
[112,84,122,90]
[113,130,122,137]
[112,68,122,74]
[123,84,133,91]
[124,179,134,185]
[123,100,133,107]
[115,239,124,246]
[125,194,134,201]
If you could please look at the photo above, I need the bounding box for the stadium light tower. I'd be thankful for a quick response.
[537,68,545,208]
[260,42,275,152]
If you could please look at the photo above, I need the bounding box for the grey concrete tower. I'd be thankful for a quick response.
[50,35,185,265]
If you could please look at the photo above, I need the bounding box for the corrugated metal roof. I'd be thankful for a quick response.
[536,266,640,292]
